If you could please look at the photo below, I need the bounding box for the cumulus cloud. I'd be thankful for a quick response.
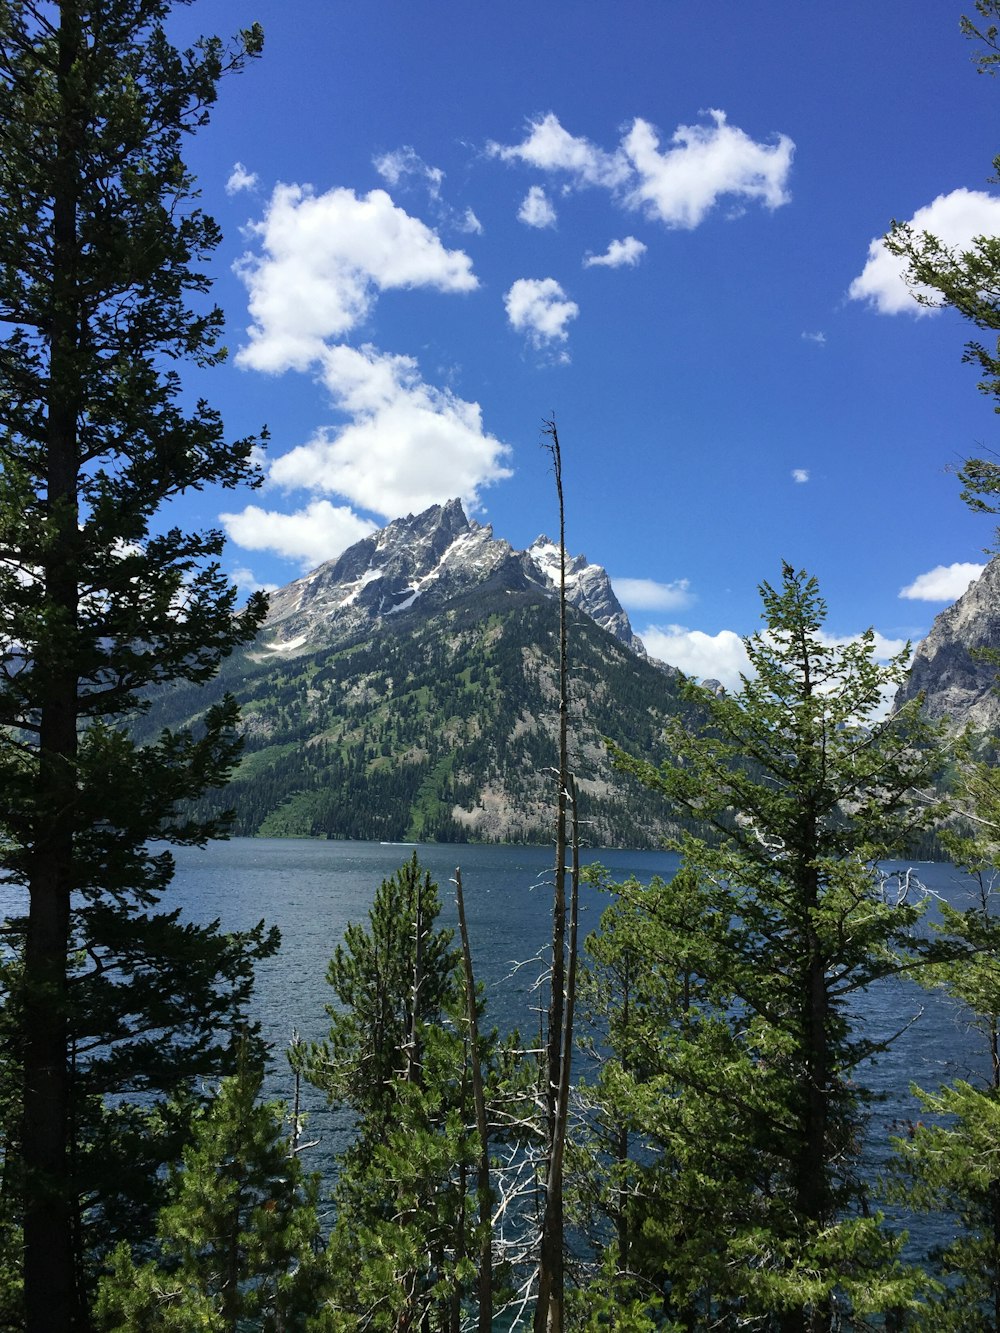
[637,622,910,698]
[518,185,557,228]
[899,561,985,601]
[792,468,809,483]
[849,189,1000,315]
[227,185,511,565]
[639,624,751,690]
[373,145,444,197]
[584,236,647,268]
[226,162,258,196]
[504,278,579,355]
[612,576,692,610]
[459,207,484,235]
[263,343,513,519]
[235,183,478,372]
[622,111,793,227]
[490,110,794,229]
[220,500,379,571]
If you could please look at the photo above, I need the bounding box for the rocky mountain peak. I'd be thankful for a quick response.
[256,499,650,662]
[894,555,1000,732]
[527,534,648,658]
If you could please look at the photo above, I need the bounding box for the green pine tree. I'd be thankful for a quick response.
[606,566,949,1331]
[94,1049,328,1332]
[0,2,268,1325]
[298,855,498,1331]
[889,788,1000,1331]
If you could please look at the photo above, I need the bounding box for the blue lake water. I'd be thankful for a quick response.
[163,837,992,1215]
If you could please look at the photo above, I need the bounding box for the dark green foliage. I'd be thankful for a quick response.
[94,1051,327,1331]
[890,806,1000,1329]
[0,1,268,1323]
[138,592,697,848]
[600,567,950,1330]
[298,855,507,1331]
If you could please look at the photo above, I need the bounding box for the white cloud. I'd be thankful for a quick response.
[848,189,1000,315]
[504,277,579,355]
[792,468,810,483]
[229,186,510,559]
[612,576,692,610]
[459,207,483,235]
[638,624,751,690]
[263,343,513,520]
[489,113,629,189]
[801,330,826,343]
[584,236,647,269]
[899,561,985,601]
[637,622,911,698]
[230,565,279,596]
[816,629,910,661]
[518,185,557,229]
[373,146,444,197]
[226,161,258,195]
[235,183,478,372]
[622,111,793,228]
[220,500,378,571]
[490,110,794,229]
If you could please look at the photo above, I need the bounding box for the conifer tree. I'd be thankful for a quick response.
[93,1051,327,1332]
[299,855,495,1331]
[611,566,948,1331]
[889,790,1000,1330]
[0,2,267,1325]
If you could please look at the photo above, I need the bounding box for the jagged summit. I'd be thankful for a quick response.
[894,556,1000,733]
[258,499,648,661]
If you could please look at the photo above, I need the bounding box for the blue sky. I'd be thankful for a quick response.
[164,1,1000,688]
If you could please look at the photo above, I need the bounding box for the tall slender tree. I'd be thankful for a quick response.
[612,566,949,1331]
[0,3,267,1326]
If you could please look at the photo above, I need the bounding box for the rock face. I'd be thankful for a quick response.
[135,499,686,846]
[260,498,649,662]
[895,556,1000,732]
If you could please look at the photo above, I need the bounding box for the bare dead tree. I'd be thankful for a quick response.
[454,866,494,1332]
[534,418,581,1333]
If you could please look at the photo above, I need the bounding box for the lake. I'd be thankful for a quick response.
[163,837,992,1204]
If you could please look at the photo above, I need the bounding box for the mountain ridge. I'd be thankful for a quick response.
[139,500,689,847]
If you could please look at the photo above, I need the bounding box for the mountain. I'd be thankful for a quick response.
[140,501,692,847]
[894,555,1000,734]
[258,498,649,660]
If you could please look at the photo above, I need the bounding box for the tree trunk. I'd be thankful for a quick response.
[23,4,83,1325]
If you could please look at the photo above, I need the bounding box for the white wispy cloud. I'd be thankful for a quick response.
[899,561,985,601]
[849,189,1000,315]
[489,112,629,188]
[235,183,479,372]
[226,162,258,195]
[504,277,579,356]
[220,500,378,571]
[490,109,794,229]
[612,576,692,610]
[792,468,809,483]
[230,565,279,596]
[584,236,647,269]
[801,330,826,343]
[518,185,557,228]
[373,145,445,197]
[459,207,484,235]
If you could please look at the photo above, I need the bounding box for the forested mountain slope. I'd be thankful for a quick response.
[138,504,693,846]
